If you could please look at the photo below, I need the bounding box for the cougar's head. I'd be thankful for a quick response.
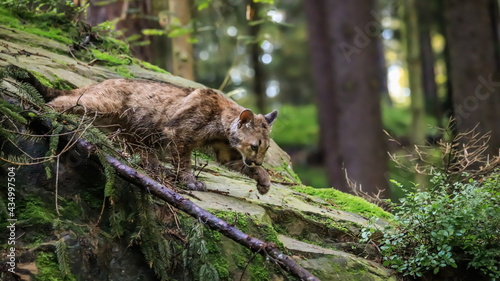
[229,109,278,167]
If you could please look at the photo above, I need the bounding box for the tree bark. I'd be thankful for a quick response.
[306,0,390,197]
[444,0,500,156]
[304,0,347,191]
[402,0,427,188]
[168,0,195,80]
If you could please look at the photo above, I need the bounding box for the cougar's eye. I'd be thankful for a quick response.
[251,144,259,152]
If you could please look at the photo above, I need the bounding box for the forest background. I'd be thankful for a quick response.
[7,0,500,200]
[1,1,499,279]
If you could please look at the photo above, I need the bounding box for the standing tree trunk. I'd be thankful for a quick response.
[418,1,441,128]
[444,0,500,156]
[306,0,390,198]
[403,0,426,147]
[305,0,347,191]
[403,0,427,188]
[247,0,266,113]
[169,0,195,80]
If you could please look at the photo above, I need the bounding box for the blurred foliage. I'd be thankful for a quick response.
[293,165,328,189]
[382,104,438,138]
[271,104,318,147]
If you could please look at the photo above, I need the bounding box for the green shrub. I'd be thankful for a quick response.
[364,171,500,279]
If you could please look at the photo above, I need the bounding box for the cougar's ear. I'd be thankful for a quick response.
[238,109,254,128]
[264,110,278,126]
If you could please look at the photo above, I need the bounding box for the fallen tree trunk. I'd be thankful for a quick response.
[73,137,320,281]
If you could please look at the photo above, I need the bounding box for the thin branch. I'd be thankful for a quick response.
[72,137,320,281]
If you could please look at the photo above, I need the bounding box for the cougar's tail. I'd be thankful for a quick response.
[6,65,66,102]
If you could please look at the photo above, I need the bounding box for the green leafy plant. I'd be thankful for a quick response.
[362,125,500,280]
[363,171,500,279]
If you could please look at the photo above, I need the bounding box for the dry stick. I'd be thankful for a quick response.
[73,138,320,281]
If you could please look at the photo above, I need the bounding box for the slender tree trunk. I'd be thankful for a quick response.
[403,0,426,147]
[418,1,441,128]
[403,0,427,188]
[444,0,500,156]
[169,0,195,80]
[306,0,390,197]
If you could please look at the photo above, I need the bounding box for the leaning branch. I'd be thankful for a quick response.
[73,138,320,281]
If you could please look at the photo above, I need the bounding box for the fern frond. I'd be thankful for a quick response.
[16,81,45,105]
[55,238,71,276]
[4,65,30,80]
[0,127,13,141]
[136,193,173,281]
[108,205,126,237]
[96,151,116,198]
[1,152,34,165]
[0,99,27,124]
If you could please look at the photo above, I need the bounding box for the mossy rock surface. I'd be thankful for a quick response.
[0,10,395,281]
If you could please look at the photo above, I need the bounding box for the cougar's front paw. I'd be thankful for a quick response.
[256,175,271,195]
[257,182,270,195]
[181,173,207,191]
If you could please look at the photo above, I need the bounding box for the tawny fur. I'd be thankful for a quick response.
[12,66,278,194]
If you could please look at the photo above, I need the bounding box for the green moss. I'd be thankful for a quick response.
[291,186,393,220]
[256,222,284,249]
[203,229,229,278]
[35,252,76,281]
[0,8,73,44]
[101,37,131,56]
[302,212,350,233]
[113,66,135,78]
[50,78,74,90]
[58,199,83,220]
[23,26,73,44]
[249,254,271,281]
[207,249,229,279]
[139,61,170,74]
[91,49,132,65]
[268,161,302,185]
[18,197,56,225]
[31,71,74,90]
[211,210,249,232]
[206,210,285,280]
